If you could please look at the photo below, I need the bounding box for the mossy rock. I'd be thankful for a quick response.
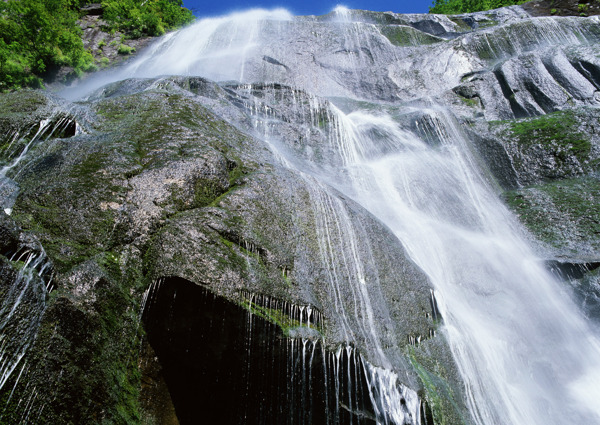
[407,341,471,425]
[381,25,444,46]
[0,77,470,424]
[504,176,600,258]
[503,110,592,164]
[486,108,600,186]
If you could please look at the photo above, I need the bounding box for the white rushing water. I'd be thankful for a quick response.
[66,8,600,425]
[320,107,600,424]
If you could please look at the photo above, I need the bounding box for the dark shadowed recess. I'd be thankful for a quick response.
[142,276,378,425]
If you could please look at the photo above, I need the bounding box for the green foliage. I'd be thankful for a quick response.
[0,0,94,91]
[117,44,136,55]
[0,0,194,91]
[101,0,195,38]
[429,0,525,14]
[99,56,111,68]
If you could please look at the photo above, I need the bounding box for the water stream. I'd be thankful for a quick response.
[318,106,600,424]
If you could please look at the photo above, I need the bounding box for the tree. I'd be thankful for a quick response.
[101,0,194,38]
[0,0,93,90]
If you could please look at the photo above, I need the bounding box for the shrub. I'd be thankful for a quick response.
[117,44,135,55]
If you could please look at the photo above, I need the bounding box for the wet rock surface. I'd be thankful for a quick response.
[0,77,454,424]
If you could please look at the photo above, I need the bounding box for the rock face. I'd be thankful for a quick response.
[1,5,600,425]
[0,79,454,424]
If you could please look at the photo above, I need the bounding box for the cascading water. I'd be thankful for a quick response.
[0,248,52,418]
[315,106,600,424]
[231,76,600,423]
[0,110,77,419]
[62,6,600,425]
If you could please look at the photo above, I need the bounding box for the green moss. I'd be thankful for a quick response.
[241,297,323,336]
[228,161,247,185]
[459,96,480,108]
[215,232,264,279]
[501,110,592,164]
[94,92,236,160]
[1,260,146,424]
[193,178,226,208]
[44,237,102,272]
[97,251,122,278]
[448,17,472,32]
[504,176,600,248]
[220,235,234,249]
[11,177,120,272]
[381,25,442,47]
[12,186,118,269]
[408,348,467,425]
[0,90,47,113]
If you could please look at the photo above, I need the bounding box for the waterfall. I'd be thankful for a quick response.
[62,7,600,425]
[316,106,600,424]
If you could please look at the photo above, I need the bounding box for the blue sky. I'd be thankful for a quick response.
[182,0,434,18]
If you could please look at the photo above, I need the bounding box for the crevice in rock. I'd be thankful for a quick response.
[523,81,559,114]
[493,68,530,119]
[262,55,290,70]
[540,57,584,101]
[571,60,600,90]
[142,276,379,425]
[546,260,600,280]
